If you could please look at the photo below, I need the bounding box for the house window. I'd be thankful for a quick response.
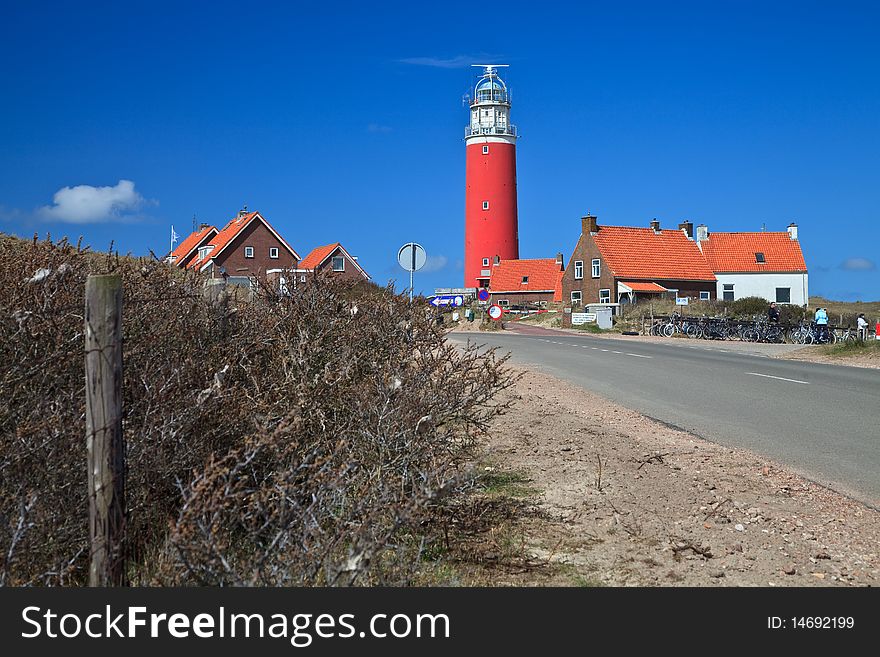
[591,259,600,278]
[244,246,254,258]
[776,287,791,304]
[599,289,611,303]
[482,201,489,211]
[498,299,509,307]
[300,274,306,282]
[722,283,734,301]
[482,257,490,267]
[574,260,583,280]
[570,291,582,305]
[521,276,529,284]
[482,145,489,154]
[699,291,711,301]
[755,252,766,263]
[332,256,345,272]
[269,247,279,259]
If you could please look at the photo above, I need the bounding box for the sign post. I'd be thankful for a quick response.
[397,242,427,302]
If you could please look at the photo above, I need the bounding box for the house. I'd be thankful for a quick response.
[696,223,808,305]
[488,254,564,308]
[562,215,717,311]
[295,242,370,282]
[167,224,218,269]
[185,208,300,286]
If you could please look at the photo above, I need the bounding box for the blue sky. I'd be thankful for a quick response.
[1,1,878,299]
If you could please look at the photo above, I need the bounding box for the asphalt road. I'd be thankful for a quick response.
[448,326,880,507]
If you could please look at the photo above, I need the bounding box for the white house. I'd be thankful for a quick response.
[697,223,808,305]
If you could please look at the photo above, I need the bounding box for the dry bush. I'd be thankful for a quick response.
[0,234,515,585]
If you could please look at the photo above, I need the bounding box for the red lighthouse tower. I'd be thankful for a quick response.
[464,65,519,288]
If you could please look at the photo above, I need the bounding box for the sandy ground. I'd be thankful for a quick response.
[777,346,880,370]
[472,365,880,587]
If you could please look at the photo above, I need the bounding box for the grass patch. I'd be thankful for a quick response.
[820,340,880,357]
[572,323,617,334]
[479,470,539,498]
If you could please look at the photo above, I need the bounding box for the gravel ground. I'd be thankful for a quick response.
[477,365,880,586]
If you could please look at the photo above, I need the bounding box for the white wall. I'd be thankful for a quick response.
[716,272,809,305]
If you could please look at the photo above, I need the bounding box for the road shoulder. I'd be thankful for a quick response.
[463,365,879,586]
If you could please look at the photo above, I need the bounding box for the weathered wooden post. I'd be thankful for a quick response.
[85,274,126,586]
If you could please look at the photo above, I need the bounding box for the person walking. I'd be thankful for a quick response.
[857,313,868,341]
[768,302,780,324]
[814,307,829,343]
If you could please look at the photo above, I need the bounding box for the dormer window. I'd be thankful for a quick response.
[755,252,765,263]
[198,245,214,260]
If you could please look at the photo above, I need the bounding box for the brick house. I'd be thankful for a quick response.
[167,224,217,269]
[294,242,370,283]
[488,255,564,308]
[184,209,300,286]
[696,223,808,305]
[562,215,716,312]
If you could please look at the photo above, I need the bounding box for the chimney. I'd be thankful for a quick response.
[678,221,694,239]
[696,224,709,242]
[493,254,500,265]
[555,252,564,268]
[238,205,249,218]
[199,222,212,231]
[581,214,598,234]
[787,223,798,240]
[650,218,660,233]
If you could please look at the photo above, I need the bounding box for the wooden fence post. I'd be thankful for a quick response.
[85,274,126,586]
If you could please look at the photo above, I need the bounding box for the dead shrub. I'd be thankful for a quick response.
[0,234,514,585]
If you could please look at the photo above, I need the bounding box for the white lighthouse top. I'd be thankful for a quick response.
[466,64,517,142]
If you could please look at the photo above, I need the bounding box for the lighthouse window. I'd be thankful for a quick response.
[521,276,529,284]
[482,201,489,210]
[482,258,489,267]
[482,145,489,154]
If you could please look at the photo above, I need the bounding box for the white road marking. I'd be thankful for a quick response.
[627,353,652,358]
[747,372,810,385]
[600,349,609,352]
[611,350,622,354]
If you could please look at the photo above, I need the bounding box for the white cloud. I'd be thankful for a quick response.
[421,255,448,272]
[38,179,146,224]
[398,55,501,69]
[840,257,876,271]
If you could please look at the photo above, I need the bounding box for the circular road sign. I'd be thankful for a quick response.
[477,288,490,302]
[397,242,427,272]
[487,304,504,321]
[454,295,463,306]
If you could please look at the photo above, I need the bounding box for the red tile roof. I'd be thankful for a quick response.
[188,211,299,270]
[593,226,716,281]
[298,242,371,280]
[619,280,668,292]
[169,225,217,265]
[298,243,340,270]
[700,232,807,273]
[489,258,564,293]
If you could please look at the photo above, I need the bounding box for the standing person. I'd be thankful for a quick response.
[857,313,868,341]
[768,302,780,324]
[815,307,829,343]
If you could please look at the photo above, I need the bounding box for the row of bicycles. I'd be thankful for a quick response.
[647,314,875,344]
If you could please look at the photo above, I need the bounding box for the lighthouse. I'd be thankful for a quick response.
[464,65,519,289]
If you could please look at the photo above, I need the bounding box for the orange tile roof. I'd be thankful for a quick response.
[700,232,807,273]
[298,243,341,270]
[170,225,217,264]
[620,280,668,292]
[593,226,716,281]
[187,211,299,270]
[489,258,564,293]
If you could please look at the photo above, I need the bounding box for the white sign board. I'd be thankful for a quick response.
[675,297,689,306]
[397,243,427,272]
[571,312,597,325]
[487,304,504,321]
